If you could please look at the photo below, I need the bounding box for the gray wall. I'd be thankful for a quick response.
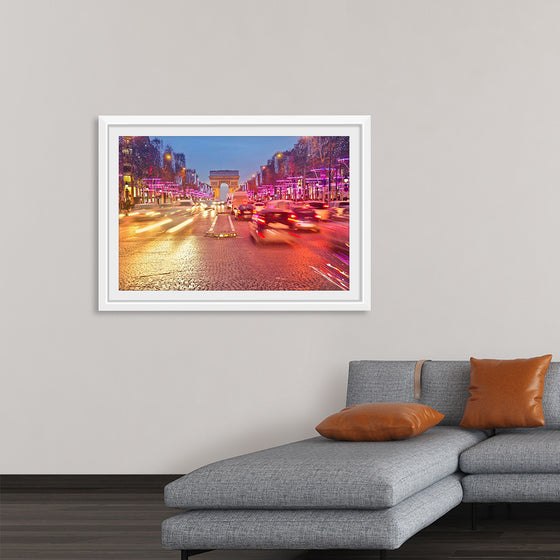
[2,0,559,473]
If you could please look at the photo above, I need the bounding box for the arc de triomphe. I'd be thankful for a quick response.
[209,170,240,199]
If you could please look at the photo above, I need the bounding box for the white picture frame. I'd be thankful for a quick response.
[98,115,371,311]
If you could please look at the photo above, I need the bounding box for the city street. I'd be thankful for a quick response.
[119,204,349,291]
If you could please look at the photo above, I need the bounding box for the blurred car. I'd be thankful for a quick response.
[230,191,250,215]
[125,203,163,221]
[330,200,349,218]
[303,201,330,220]
[235,204,254,220]
[202,201,217,214]
[322,215,350,254]
[266,199,294,211]
[178,200,196,214]
[288,207,321,232]
[252,201,265,212]
[330,206,349,222]
[249,209,295,244]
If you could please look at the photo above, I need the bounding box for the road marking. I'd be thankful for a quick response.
[228,215,235,234]
[136,219,172,234]
[205,214,238,237]
[166,217,195,233]
[207,214,219,234]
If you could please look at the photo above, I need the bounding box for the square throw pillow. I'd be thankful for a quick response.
[315,402,444,441]
[460,355,552,429]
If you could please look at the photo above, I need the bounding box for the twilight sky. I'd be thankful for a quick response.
[154,136,301,184]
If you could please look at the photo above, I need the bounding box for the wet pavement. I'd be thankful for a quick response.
[119,204,349,291]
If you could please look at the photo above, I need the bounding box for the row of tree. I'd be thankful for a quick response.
[260,136,349,187]
[119,136,186,184]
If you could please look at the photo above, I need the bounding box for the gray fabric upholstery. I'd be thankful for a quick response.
[165,427,484,510]
[162,474,463,551]
[347,360,418,404]
[347,360,560,428]
[460,430,560,474]
[347,361,471,425]
[541,362,560,428]
[462,474,560,502]
[162,360,560,554]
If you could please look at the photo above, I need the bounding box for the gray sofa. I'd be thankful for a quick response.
[162,360,560,559]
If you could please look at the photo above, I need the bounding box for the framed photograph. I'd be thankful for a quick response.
[98,115,371,311]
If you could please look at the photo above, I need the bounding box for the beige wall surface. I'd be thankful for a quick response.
[1,0,559,473]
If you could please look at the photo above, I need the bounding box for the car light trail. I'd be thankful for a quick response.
[136,219,172,233]
[327,262,349,279]
[310,266,348,290]
[166,217,194,233]
[334,252,349,266]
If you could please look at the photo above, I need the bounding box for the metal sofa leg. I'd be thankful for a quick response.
[181,551,211,559]
[471,503,477,530]
[506,502,512,519]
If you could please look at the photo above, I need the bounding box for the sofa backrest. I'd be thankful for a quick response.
[347,360,560,428]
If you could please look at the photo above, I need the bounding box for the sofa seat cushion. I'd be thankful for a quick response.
[460,430,560,474]
[162,474,463,551]
[462,474,560,502]
[165,426,485,510]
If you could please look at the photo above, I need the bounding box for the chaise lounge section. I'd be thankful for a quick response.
[163,475,463,554]
[162,360,560,558]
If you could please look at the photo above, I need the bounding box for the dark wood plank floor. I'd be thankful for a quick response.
[1,490,559,559]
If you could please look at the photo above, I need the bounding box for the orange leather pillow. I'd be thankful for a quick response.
[315,402,445,442]
[460,355,552,429]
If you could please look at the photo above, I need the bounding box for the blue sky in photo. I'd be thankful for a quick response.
[154,136,301,184]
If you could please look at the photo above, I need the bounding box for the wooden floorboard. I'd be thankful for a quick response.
[1,490,559,559]
[0,475,182,491]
